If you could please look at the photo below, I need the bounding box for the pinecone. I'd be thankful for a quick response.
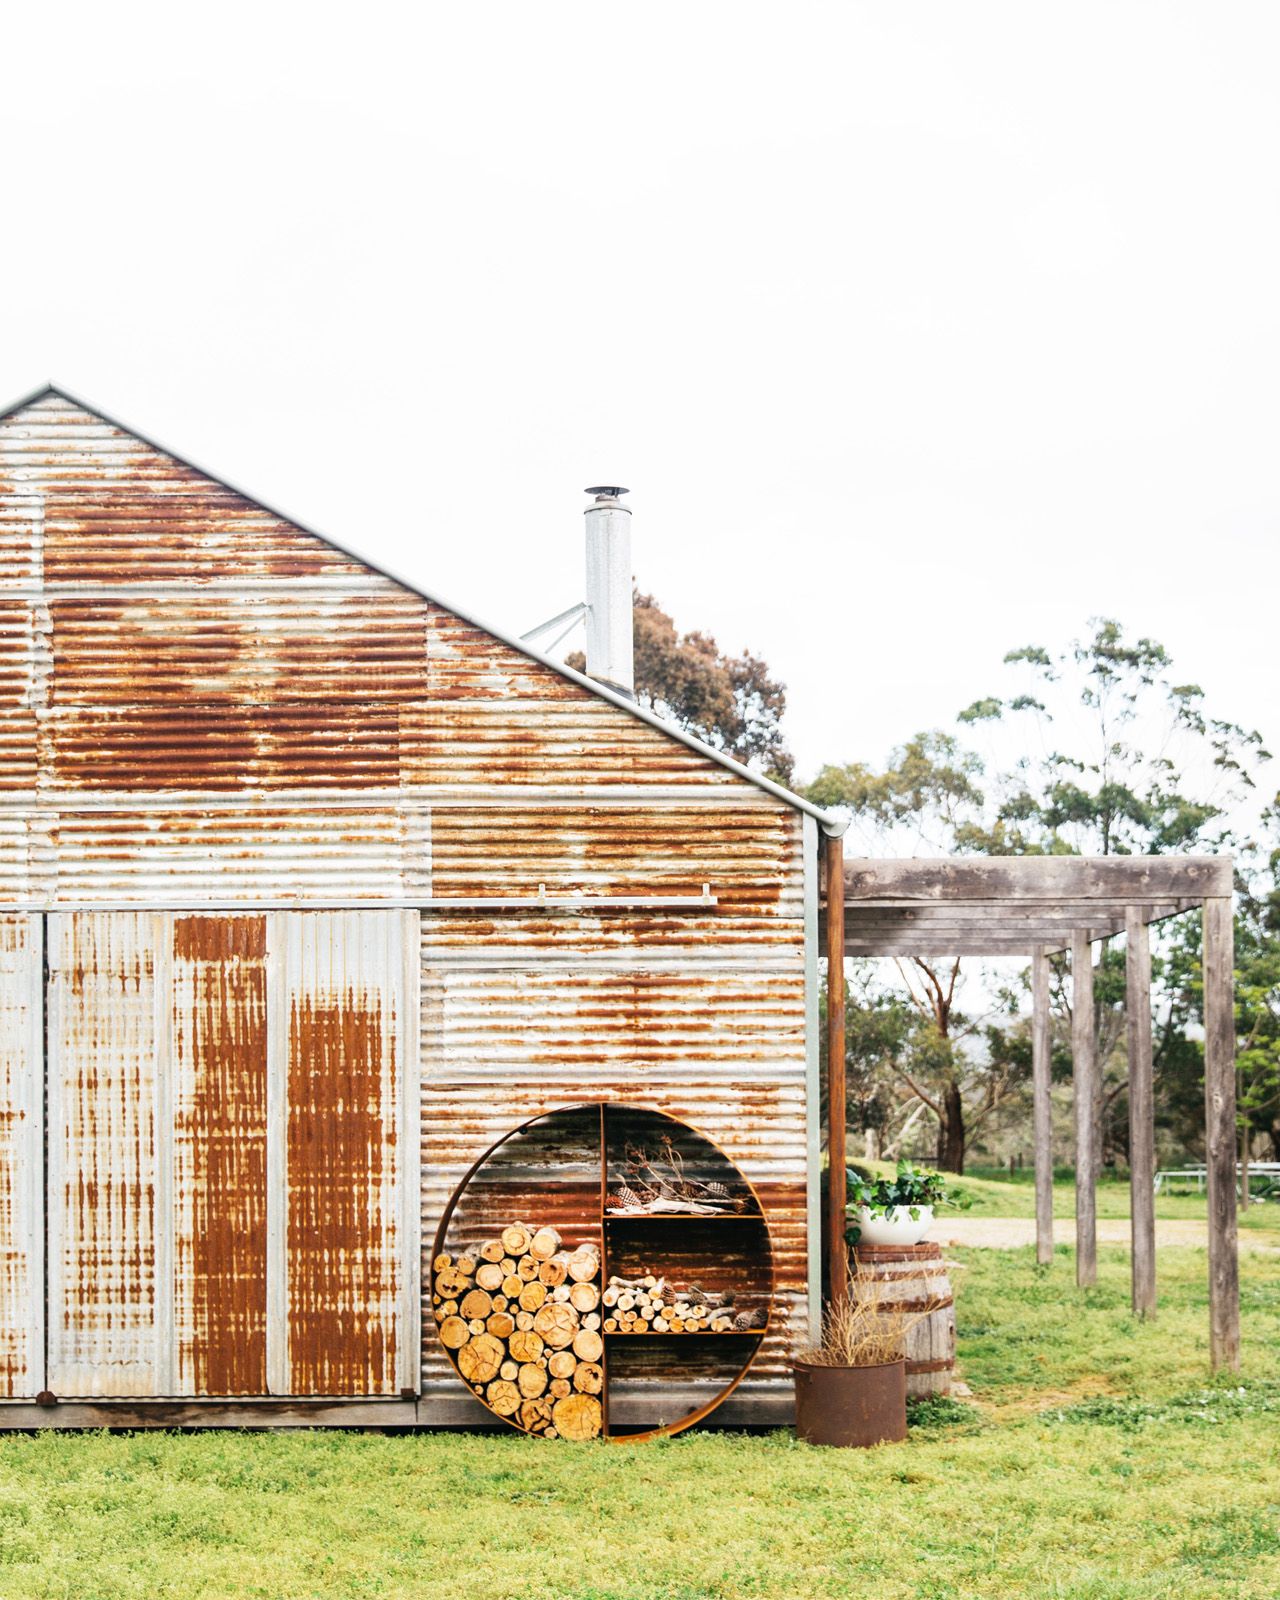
[608,1185,646,1214]
[733,1307,767,1332]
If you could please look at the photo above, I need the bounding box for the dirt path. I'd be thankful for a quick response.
[934,1217,1280,1251]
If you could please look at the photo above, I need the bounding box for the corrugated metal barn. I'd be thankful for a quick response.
[0,386,836,1430]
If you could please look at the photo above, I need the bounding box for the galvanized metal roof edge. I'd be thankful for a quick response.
[5,383,846,837]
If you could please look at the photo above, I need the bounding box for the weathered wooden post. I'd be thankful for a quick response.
[1125,910,1156,1318]
[826,833,848,1309]
[1032,945,1054,1266]
[1071,930,1098,1287]
[1202,894,1239,1370]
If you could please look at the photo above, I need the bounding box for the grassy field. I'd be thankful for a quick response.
[921,1165,1280,1231]
[2,1217,1278,1596]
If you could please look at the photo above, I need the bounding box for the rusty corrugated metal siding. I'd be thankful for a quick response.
[0,916,41,1397]
[172,914,269,1395]
[0,390,812,1422]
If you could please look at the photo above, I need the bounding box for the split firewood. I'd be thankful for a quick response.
[438,1316,469,1349]
[547,1349,577,1379]
[436,1219,605,1438]
[501,1223,533,1257]
[519,1398,553,1434]
[457,1334,504,1385]
[569,1282,599,1314]
[552,1394,602,1440]
[517,1362,548,1398]
[567,1245,601,1283]
[460,1289,493,1322]
[573,1361,603,1394]
[508,1329,544,1363]
[487,1379,521,1416]
[529,1226,561,1261]
[572,1328,603,1363]
[533,1303,579,1349]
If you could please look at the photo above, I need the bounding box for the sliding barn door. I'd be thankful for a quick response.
[46,910,418,1399]
[269,912,418,1397]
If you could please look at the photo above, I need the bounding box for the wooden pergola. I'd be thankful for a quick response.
[821,845,1239,1371]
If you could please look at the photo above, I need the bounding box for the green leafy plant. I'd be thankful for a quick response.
[845,1159,969,1245]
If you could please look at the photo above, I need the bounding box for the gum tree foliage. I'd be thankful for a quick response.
[805,619,1271,1173]
[569,591,794,783]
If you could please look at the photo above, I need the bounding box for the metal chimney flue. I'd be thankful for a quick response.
[583,486,634,700]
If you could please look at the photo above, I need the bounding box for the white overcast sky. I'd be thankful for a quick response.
[3,3,1277,790]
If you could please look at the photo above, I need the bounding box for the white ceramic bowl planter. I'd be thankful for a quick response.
[852,1204,934,1248]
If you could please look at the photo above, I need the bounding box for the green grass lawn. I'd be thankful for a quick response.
[915,1164,1280,1231]
[2,1236,1278,1596]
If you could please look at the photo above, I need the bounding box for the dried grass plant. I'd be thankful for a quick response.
[793,1257,949,1368]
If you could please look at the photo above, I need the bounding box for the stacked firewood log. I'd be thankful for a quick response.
[433,1223,603,1439]
[602,1274,768,1334]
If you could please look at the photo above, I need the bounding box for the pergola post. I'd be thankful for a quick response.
[1125,909,1156,1318]
[1031,945,1054,1266]
[1203,895,1239,1371]
[825,832,848,1309]
[1071,930,1098,1287]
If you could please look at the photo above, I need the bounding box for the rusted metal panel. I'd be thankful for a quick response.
[0,915,42,1397]
[1,396,375,584]
[425,608,582,701]
[47,911,164,1396]
[172,915,269,1395]
[47,593,429,706]
[22,803,431,907]
[272,911,416,1397]
[401,698,734,786]
[426,803,800,922]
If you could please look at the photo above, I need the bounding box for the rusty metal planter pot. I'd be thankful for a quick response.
[792,1357,906,1447]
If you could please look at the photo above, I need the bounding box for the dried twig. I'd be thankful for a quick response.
[793,1258,948,1368]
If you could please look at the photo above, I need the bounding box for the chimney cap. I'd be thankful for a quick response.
[585,485,630,500]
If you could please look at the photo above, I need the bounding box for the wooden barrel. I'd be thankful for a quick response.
[853,1243,956,1397]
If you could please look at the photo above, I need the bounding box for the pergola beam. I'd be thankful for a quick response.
[844,856,1231,903]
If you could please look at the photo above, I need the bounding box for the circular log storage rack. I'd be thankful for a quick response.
[431,1102,775,1442]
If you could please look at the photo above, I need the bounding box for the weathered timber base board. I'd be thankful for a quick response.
[0,1384,795,1432]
